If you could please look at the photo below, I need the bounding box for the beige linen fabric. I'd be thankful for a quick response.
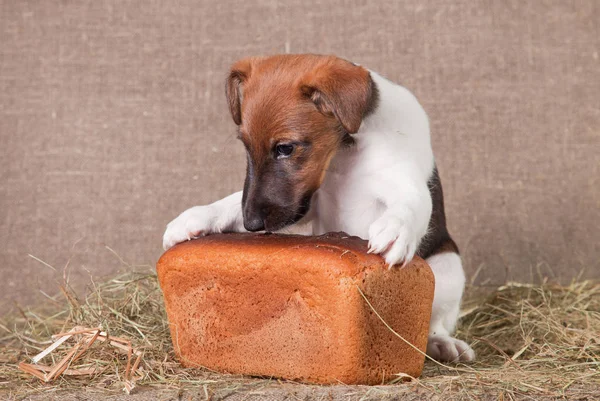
[1,0,598,306]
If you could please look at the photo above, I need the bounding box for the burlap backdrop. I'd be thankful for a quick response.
[1,1,598,306]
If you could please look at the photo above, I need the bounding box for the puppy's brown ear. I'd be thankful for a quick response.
[301,59,377,134]
[225,58,254,125]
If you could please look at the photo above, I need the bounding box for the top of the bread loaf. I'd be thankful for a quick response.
[158,232,428,278]
[182,231,370,252]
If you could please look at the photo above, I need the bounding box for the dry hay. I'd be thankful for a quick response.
[0,255,598,400]
[419,280,600,399]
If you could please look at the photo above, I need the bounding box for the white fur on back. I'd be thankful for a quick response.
[314,71,434,243]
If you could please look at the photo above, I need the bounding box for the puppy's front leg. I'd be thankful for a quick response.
[162,191,245,250]
[367,168,432,267]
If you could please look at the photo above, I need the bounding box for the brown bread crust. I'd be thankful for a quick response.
[157,232,434,384]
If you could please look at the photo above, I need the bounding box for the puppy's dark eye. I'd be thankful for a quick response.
[275,143,295,159]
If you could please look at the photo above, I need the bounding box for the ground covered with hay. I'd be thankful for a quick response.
[1,261,598,400]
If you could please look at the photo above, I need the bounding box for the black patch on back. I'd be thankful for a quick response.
[417,166,459,259]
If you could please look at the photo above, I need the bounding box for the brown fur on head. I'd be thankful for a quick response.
[225,54,378,232]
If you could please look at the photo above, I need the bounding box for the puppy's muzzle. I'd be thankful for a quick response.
[242,193,313,233]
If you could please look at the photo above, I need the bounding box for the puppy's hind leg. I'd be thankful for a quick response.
[425,251,475,362]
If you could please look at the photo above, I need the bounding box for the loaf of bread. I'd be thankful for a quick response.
[156,232,434,384]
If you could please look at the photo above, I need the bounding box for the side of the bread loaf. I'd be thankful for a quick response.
[357,258,434,382]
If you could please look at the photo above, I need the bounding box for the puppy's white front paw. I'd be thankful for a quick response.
[162,206,215,250]
[426,335,475,362]
[367,215,419,267]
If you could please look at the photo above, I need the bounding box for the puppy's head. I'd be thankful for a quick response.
[226,54,378,232]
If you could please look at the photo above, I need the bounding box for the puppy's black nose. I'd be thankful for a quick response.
[243,202,266,231]
[242,195,267,231]
[244,216,265,232]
